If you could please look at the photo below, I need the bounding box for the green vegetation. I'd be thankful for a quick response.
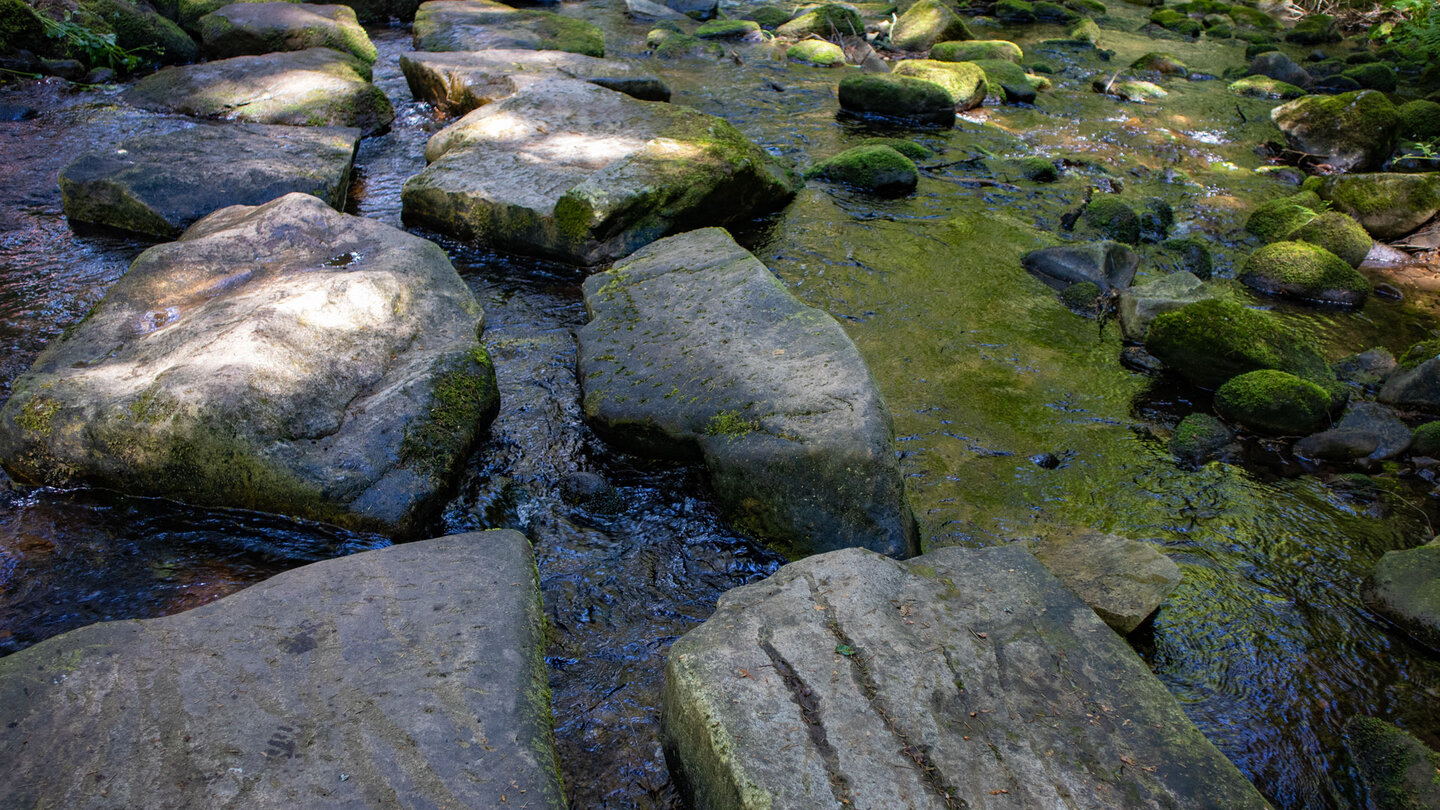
[695,19,759,39]
[401,347,500,479]
[1287,212,1373,268]
[1227,75,1304,99]
[1412,421,1440,456]
[787,39,844,66]
[808,145,919,194]
[1239,241,1370,305]
[1170,412,1231,464]
[705,409,758,438]
[1244,191,1321,243]
[931,39,1023,63]
[1082,195,1141,244]
[1214,369,1330,434]
[1145,298,1335,389]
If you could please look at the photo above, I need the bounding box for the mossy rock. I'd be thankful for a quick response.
[1149,7,1200,35]
[808,144,919,194]
[889,0,972,52]
[837,73,957,124]
[1066,0,1106,15]
[1215,369,1330,434]
[1082,195,1140,244]
[0,0,47,56]
[1343,716,1440,810]
[1130,51,1187,76]
[1067,17,1101,44]
[1162,237,1212,279]
[1144,298,1335,389]
[775,4,862,37]
[747,6,794,29]
[1342,62,1397,93]
[647,28,716,58]
[970,57,1046,103]
[1239,240,1370,306]
[71,0,200,65]
[1313,172,1440,241]
[1170,412,1232,464]
[1285,13,1340,45]
[1286,211,1372,268]
[695,18,760,38]
[1098,79,1168,103]
[1012,156,1059,182]
[931,39,1022,64]
[1139,197,1173,242]
[890,59,986,110]
[1244,190,1320,242]
[995,0,1037,23]
[1059,280,1102,313]
[1204,21,1232,37]
[1227,75,1304,100]
[787,39,844,65]
[1412,421,1440,455]
[1398,338,1440,371]
[859,137,933,161]
[1034,1,1078,22]
[1397,99,1440,141]
[1228,5,1279,31]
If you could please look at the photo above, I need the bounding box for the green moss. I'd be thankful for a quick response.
[1059,280,1101,312]
[995,0,1037,23]
[1066,0,1106,15]
[859,137,934,161]
[1398,100,1440,141]
[0,0,46,55]
[746,6,793,29]
[76,0,199,64]
[1399,338,1440,370]
[705,409,758,438]
[1082,195,1140,244]
[1412,421,1440,456]
[1344,716,1440,810]
[837,73,956,124]
[889,0,972,51]
[16,396,59,434]
[1214,369,1329,434]
[1162,237,1212,279]
[534,12,603,57]
[1067,17,1101,43]
[1239,240,1370,305]
[1228,5,1279,31]
[1287,211,1372,268]
[787,39,844,66]
[809,144,919,194]
[1131,51,1187,76]
[775,3,861,37]
[647,27,709,58]
[1145,298,1335,389]
[695,19,759,38]
[970,57,1045,101]
[930,39,1022,64]
[1013,156,1059,182]
[400,346,500,479]
[1244,190,1321,243]
[1227,75,1304,99]
[1286,13,1339,45]
[1342,63,1398,93]
[891,59,986,108]
[1170,412,1231,463]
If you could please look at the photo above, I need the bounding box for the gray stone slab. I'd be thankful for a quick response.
[1029,530,1183,633]
[199,2,379,63]
[399,49,670,116]
[412,0,605,57]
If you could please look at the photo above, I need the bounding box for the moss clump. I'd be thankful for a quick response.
[889,0,972,52]
[747,6,793,29]
[1130,51,1187,76]
[1287,211,1373,268]
[970,57,1045,102]
[1244,190,1321,243]
[891,59,986,109]
[705,409,759,438]
[995,0,1037,23]
[1214,369,1330,434]
[1066,0,1106,14]
[1285,13,1340,45]
[695,18,759,39]
[1397,100,1440,141]
[1239,240,1370,306]
[0,0,46,55]
[775,3,861,37]
[1067,17,1101,43]
[1013,156,1059,182]
[931,39,1022,64]
[1411,421,1440,456]
[1314,172,1440,241]
[1170,412,1232,464]
[1227,75,1304,99]
[1399,338,1440,370]
[1082,194,1140,244]
[859,137,934,161]
[1150,8,1198,35]
[1162,237,1212,279]
[787,39,844,66]
[1342,63,1398,93]
[1034,1,1078,22]
[1059,280,1102,313]
[808,145,919,194]
[16,396,59,434]
[534,13,604,57]
[1228,5,1279,30]
[1145,298,1335,389]
[837,74,956,124]
[646,27,713,58]
[400,346,500,479]
[1343,716,1440,810]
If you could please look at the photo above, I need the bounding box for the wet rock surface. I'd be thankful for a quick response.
[412,0,605,56]
[0,529,565,810]
[1021,240,1138,291]
[198,2,379,63]
[398,48,669,116]
[1029,530,1183,633]
[1363,541,1440,653]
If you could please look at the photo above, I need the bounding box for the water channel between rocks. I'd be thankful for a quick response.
[2,3,1440,808]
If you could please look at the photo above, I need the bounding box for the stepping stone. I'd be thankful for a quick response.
[0,530,565,810]
[0,193,498,537]
[124,48,395,136]
[577,228,916,558]
[199,2,379,63]
[402,78,798,265]
[412,0,605,57]
[663,544,1272,809]
[399,49,669,116]
[59,121,359,238]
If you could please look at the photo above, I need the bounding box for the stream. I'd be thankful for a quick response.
[2,2,1440,807]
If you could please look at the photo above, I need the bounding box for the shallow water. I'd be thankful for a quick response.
[0,4,1438,808]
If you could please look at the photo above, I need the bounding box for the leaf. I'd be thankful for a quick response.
[834,644,854,656]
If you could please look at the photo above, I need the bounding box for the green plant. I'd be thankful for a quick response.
[35,9,155,72]
[1373,0,1440,60]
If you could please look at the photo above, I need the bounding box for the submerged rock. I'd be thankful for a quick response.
[1344,716,1440,810]
[124,47,394,136]
[578,228,917,558]
[1296,402,1410,462]
[0,530,564,809]
[1145,298,1335,389]
[1310,172,1440,241]
[59,121,358,238]
[0,193,498,537]
[1030,530,1183,633]
[198,2,377,63]
[662,544,1271,810]
[809,144,919,194]
[412,0,604,57]
[403,79,796,265]
[1239,240,1370,306]
[1271,90,1398,173]
[1117,271,1217,342]
[399,49,669,116]
[836,73,957,124]
[1171,412,1234,465]
[1363,542,1440,653]
[1021,240,1138,291]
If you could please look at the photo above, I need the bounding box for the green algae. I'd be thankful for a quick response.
[400,346,500,479]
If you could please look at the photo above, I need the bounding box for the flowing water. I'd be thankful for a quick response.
[2,4,1440,808]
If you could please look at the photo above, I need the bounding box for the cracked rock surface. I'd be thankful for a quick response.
[578,227,916,558]
[0,530,564,810]
[662,544,1270,809]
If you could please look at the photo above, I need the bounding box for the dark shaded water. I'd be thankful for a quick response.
[0,5,1439,809]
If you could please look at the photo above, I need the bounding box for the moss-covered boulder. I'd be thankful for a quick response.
[971,57,1046,103]
[1398,99,1440,142]
[890,59,986,110]
[0,193,498,536]
[1311,172,1440,241]
[787,38,844,65]
[1239,241,1369,306]
[995,0,1037,23]
[1035,0,1078,21]
[1118,271,1219,342]
[1096,78,1168,103]
[1228,75,1304,99]
[1171,412,1233,465]
[859,137,933,161]
[931,38,1021,63]
[1214,369,1330,434]
[0,0,47,57]
[413,0,604,57]
[837,73,957,124]
[889,0,971,51]
[65,0,199,65]
[1059,280,1102,313]
[1413,421,1440,455]
[1343,716,1440,810]
[1162,237,1213,278]
[1130,51,1187,77]
[1082,194,1140,244]
[1149,7,1200,36]
[1244,189,1320,242]
[1144,298,1335,389]
[1067,0,1106,14]
[1009,155,1058,181]
[695,18,759,39]
[775,3,861,37]
[1066,17,1101,44]
[1287,211,1373,268]
[1362,544,1440,653]
[1285,12,1340,45]
[1342,62,1397,93]
[645,26,715,58]
[199,1,376,63]
[1228,3,1279,30]
[808,144,919,194]
[1271,91,1398,173]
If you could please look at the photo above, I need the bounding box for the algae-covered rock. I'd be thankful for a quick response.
[1312,172,1440,241]
[1150,7,1200,35]
[1228,3,1279,30]
[1162,236,1213,278]
[399,49,669,116]
[996,0,1037,23]
[1059,280,1102,313]
[1030,531,1182,633]
[859,137,934,161]
[1342,62,1397,93]
[1287,210,1373,268]
[1067,0,1106,14]
[889,0,972,52]
[0,530,563,809]
[1097,78,1168,103]
[695,18,760,39]
[646,26,714,57]
[930,38,1021,63]
[1021,241,1137,291]
[1145,298,1334,389]
[775,2,861,37]
[1249,50,1309,86]
[890,58,986,110]
[1413,421,1440,455]
[661,544,1272,810]
[1035,0,1078,21]
[403,79,798,266]
[1239,240,1370,306]
[1343,716,1440,810]
[1171,412,1233,465]
[1215,369,1331,434]
[809,144,918,194]
[1362,544,1440,653]
[1244,189,1320,242]
[1271,91,1399,173]
[971,57,1046,103]
[199,1,376,63]
[1130,51,1187,76]
[1380,354,1440,411]
[1010,155,1059,181]
[1228,75,1304,99]
[0,193,497,536]
[787,38,844,65]
[413,0,604,57]
[1082,194,1141,244]
[837,73,957,124]
[1335,347,1397,389]
[66,0,198,65]
[1398,99,1440,142]
[124,47,394,135]
[59,121,358,238]
[1285,12,1340,45]
[578,228,917,558]
[1118,271,1217,342]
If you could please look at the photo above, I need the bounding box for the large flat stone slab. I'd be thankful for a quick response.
[578,228,916,558]
[0,529,565,810]
[123,47,395,136]
[59,121,359,238]
[399,49,670,116]
[0,193,497,537]
[663,544,1271,809]
[402,78,798,265]
[413,0,605,57]
[199,2,378,63]
[179,0,422,33]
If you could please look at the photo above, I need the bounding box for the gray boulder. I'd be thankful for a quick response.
[578,228,917,558]
[1380,356,1440,411]
[1363,541,1440,652]
[1312,172,1440,241]
[399,49,669,116]
[1270,90,1398,173]
[1021,240,1139,292]
[0,193,498,537]
[124,47,395,136]
[0,530,565,810]
[1117,271,1217,342]
[199,2,378,63]
[1029,531,1183,633]
[59,121,359,239]
[402,79,798,266]
[1248,50,1310,88]
[624,0,690,20]
[662,544,1271,810]
[1334,347,1397,388]
[664,0,717,18]
[412,0,605,57]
